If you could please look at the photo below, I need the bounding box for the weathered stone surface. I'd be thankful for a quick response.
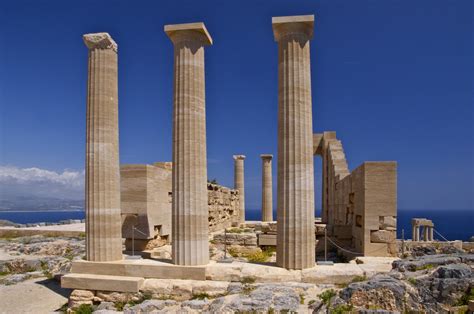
[340,275,422,312]
[83,32,118,52]
[240,263,301,283]
[69,289,94,308]
[213,232,257,246]
[392,254,464,272]
[123,299,178,313]
[380,216,397,229]
[301,263,364,284]
[371,230,395,244]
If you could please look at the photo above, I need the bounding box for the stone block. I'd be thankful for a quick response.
[258,234,276,246]
[371,230,395,244]
[380,216,397,229]
[62,273,144,293]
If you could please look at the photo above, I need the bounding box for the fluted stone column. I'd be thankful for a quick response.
[165,23,212,266]
[429,227,434,241]
[261,154,273,222]
[423,227,429,241]
[83,33,123,261]
[233,155,246,223]
[412,224,417,241]
[273,15,315,270]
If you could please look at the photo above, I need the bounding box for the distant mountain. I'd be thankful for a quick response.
[0,196,84,211]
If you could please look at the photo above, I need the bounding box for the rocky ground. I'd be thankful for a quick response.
[1,232,473,313]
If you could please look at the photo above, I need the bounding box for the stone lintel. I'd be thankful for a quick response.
[83,32,117,52]
[233,155,246,160]
[164,22,213,45]
[272,15,314,42]
[260,154,273,160]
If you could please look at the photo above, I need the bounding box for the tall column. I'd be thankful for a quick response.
[415,226,420,241]
[412,224,417,241]
[273,15,315,270]
[261,154,274,222]
[83,33,123,261]
[430,227,434,241]
[165,23,212,266]
[233,155,246,223]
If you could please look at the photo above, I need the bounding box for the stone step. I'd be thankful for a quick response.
[70,260,206,280]
[61,273,144,293]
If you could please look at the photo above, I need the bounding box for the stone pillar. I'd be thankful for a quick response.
[415,226,420,241]
[412,224,417,241]
[261,154,273,222]
[273,15,315,270]
[233,155,246,223]
[165,23,213,266]
[423,226,429,241]
[83,33,123,261]
[429,227,434,241]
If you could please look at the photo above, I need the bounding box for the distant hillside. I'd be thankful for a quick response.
[0,196,84,211]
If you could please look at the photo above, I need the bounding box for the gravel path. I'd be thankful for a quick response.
[0,277,70,314]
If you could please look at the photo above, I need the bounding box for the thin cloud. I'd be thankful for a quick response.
[0,166,84,199]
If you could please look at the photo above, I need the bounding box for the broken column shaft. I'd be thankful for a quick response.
[83,32,123,262]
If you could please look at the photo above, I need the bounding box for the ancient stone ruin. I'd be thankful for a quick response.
[62,15,400,294]
[411,218,434,242]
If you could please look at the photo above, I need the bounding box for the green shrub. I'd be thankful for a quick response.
[407,277,417,285]
[299,294,305,304]
[73,304,93,314]
[455,288,474,306]
[318,289,337,305]
[332,304,353,314]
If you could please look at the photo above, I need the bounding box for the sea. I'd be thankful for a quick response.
[0,208,472,241]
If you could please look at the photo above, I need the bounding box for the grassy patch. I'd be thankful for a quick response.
[331,304,353,314]
[226,228,244,234]
[245,247,275,263]
[40,260,53,279]
[407,277,417,286]
[351,275,367,283]
[299,294,305,304]
[227,247,240,257]
[455,288,474,306]
[73,304,93,314]
[318,289,337,305]
[415,264,435,271]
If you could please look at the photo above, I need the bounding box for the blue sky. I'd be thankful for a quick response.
[0,0,472,210]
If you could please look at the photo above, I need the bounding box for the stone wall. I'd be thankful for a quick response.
[314,132,398,257]
[208,183,240,232]
[120,162,240,248]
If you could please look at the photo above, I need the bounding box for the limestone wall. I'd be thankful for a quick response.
[208,183,240,232]
[314,132,398,257]
[120,163,240,245]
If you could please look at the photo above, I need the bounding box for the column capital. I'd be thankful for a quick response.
[272,15,314,42]
[260,154,273,160]
[233,155,246,161]
[165,22,213,46]
[83,33,117,52]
